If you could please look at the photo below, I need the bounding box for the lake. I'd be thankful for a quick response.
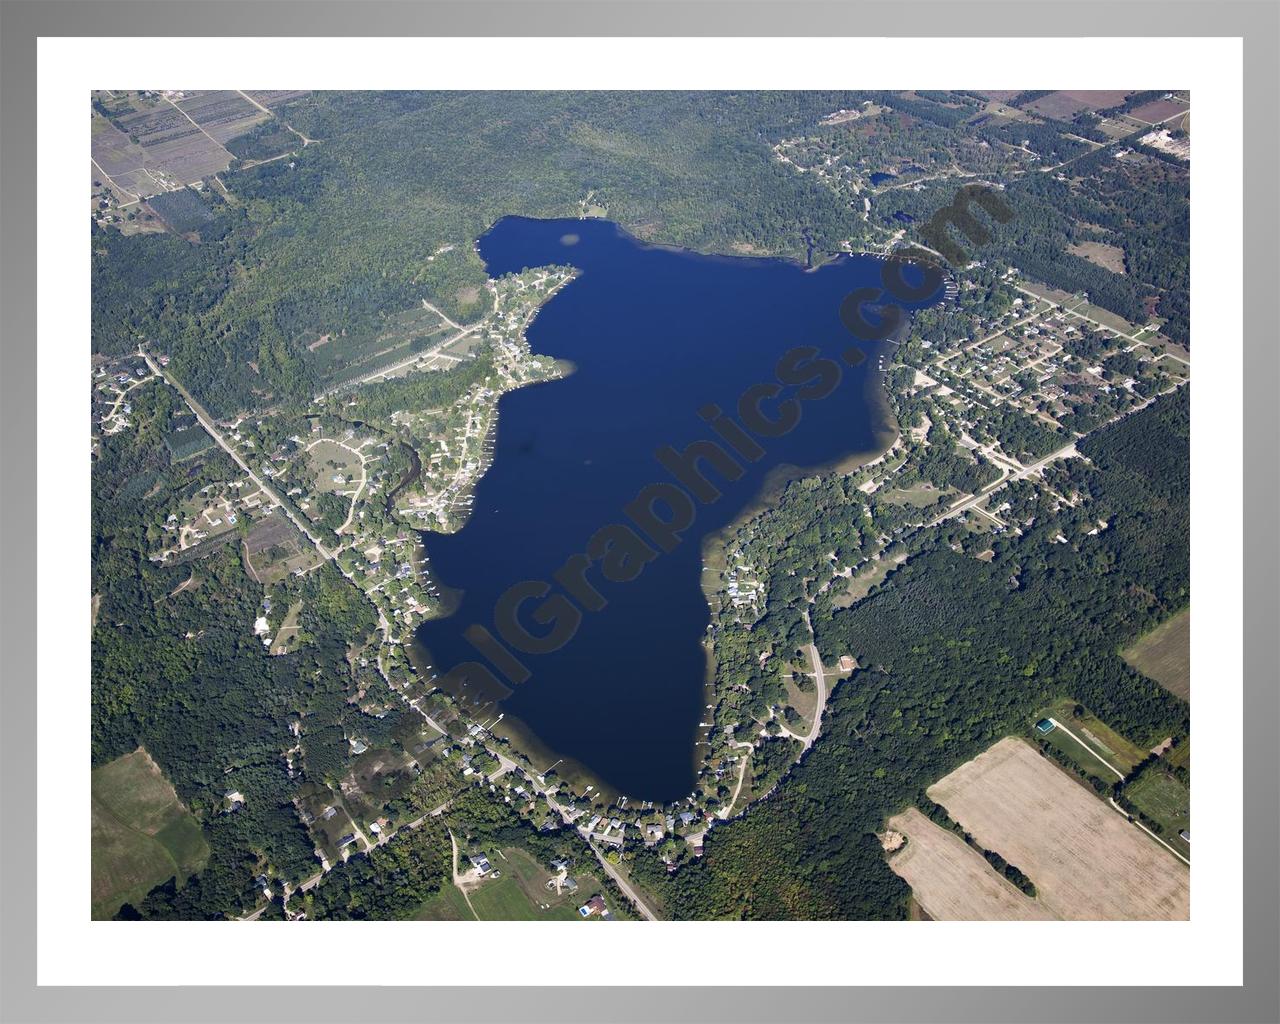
[414,217,943,801]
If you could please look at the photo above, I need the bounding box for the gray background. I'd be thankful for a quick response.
[1,2,1275,1022]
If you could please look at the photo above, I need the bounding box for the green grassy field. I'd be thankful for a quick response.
[425,847,609,922]
[91,748,209,919]
[305,440,363,494]
[881,482,954,508]
[1047,698,1148,772]
[1035,720,1122,782]
[412,882,476,921]
[832,552,908,609]
[1125,769,1191,859]
[1121,607,1190,700]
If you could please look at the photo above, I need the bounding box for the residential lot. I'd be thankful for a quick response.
[885,808,1052,921]
[927,737,1189,920]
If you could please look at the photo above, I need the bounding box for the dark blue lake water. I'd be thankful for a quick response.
[414,217,943,801]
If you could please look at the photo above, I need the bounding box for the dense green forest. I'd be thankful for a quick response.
[629,389,1189,918]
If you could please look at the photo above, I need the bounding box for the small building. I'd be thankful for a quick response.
[1179,830,1190,843]
[1035,719,1056,735]
[577,894,607,918]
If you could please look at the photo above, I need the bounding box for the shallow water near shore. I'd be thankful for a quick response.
[414,216,943,801]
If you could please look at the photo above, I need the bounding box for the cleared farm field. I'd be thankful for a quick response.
[1129,97,1187,125]
[1122,608,1190,700]
[1024,90,1128,120]
[176,90,269,145]
[928,737,1189,920]
[885,808,1052,921]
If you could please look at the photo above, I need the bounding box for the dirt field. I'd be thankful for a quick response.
[928,738,1189,920]
[244,510,322,584]
[885,808,1053,921]
[1122,608,1191,700]
[1129,97,1187,125]
[1024,90,1128,120]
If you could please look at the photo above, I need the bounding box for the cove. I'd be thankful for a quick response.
[414,217,944,801]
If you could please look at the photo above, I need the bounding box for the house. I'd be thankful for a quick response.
[1179,830,1190,843]
[469,854,492,876]
[1035,719,1056,734]
[338,833,358,848]
[577,894,607,918]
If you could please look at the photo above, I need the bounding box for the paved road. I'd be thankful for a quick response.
[798,642,829,749]
[139,348,333,558]
[927,441,1078,527]
[577,830,658,921]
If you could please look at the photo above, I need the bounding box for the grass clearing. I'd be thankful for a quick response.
[412,882,475,920]
[1122,607,1190,700]
[832,551,909,609]
[306,439,363,494]
[1036,720,1121,781]
[1045,698,1147,773]
[1067,240,1127,275]
[270,600,303,655]
[463,847,596,920]
[1125,769,1191,859]
[91,748,209,919]
[881,481,954,508]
